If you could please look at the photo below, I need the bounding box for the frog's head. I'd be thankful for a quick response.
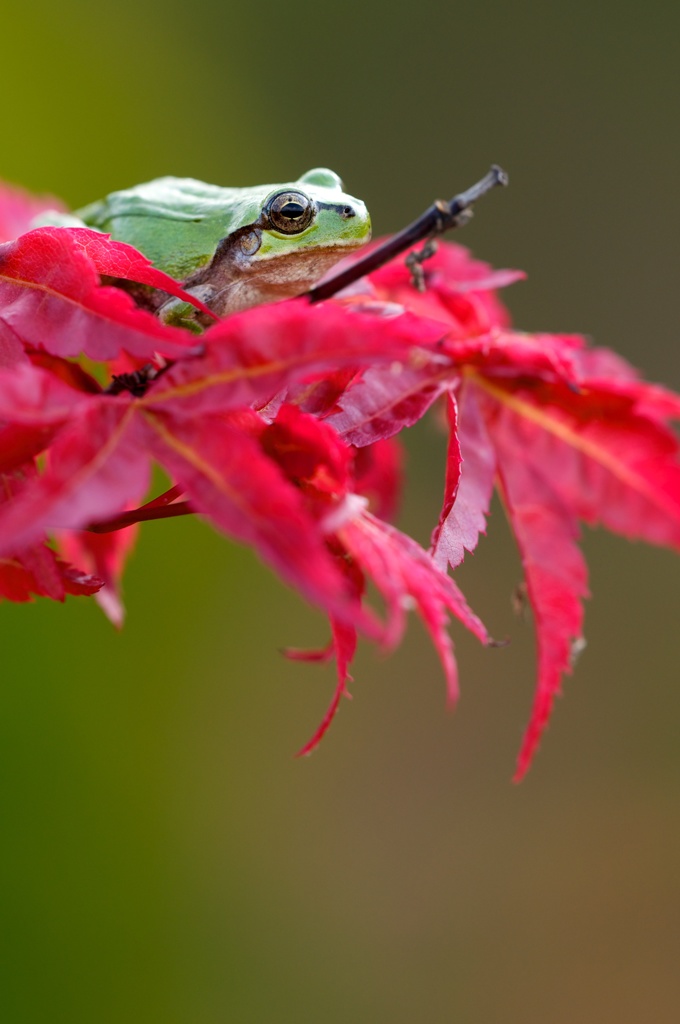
[185,168,371,316]
[255,167,371,260]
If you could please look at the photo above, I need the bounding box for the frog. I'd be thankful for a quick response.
[39,168,371,328]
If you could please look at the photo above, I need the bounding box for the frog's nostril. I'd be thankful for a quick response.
[341,205,355,219]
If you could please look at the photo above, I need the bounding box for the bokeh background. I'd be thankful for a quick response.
[2,1,679,1021]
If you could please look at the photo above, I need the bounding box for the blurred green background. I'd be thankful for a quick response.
[2,1,680,1021]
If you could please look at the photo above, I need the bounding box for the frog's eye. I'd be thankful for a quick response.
[265,190,315,234]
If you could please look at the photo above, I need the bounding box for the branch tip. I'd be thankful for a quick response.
[308,164,508,304]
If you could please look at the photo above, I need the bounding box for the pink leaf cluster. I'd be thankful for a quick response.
[2,183,679,777]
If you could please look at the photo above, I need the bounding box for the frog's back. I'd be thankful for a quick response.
[76,177,267,280]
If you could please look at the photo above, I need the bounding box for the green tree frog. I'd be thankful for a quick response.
[43,169,371,326]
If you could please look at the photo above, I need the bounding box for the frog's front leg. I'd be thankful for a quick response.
[157,285,217,333]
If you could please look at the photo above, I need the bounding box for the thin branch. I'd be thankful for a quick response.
[84,500,195,534]
[138,483,186,509]
[307,164,508,304]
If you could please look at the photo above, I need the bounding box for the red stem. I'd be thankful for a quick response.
[84,500,195,534]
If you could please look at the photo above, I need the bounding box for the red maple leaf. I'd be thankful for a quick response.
[336,246,680,777]
[1,178,678,777]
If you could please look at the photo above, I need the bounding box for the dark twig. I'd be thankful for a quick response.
[405,237,439,292]
[307,164,508,304]
[105,364,159,396]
